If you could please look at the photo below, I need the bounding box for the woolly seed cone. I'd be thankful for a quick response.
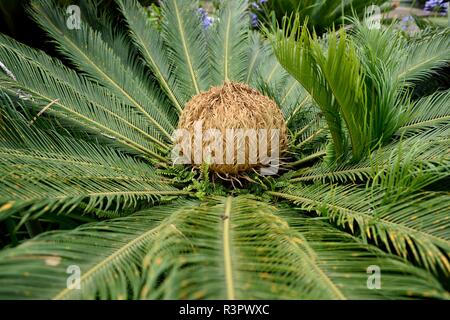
[177,82,288,175]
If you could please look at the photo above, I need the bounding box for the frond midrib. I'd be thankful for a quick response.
[172,1,200,94]
[0,41,168,150]
[223,7,232,81]
[52,221,164,299]
[39,12,174,141]
[0,85,167,161]
[400,116,450,130]
[222,196,235,300]
[268,191,450,247]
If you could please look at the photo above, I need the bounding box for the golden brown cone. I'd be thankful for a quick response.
[177,82,288,175]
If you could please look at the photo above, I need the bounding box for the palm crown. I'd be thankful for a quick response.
[0,0,449,299]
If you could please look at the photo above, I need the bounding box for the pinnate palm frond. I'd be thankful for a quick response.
[279,77,312,123]
[269,181,450,276]
[0,0,448,301]
[253,51,313,125]
[0,202,186,299]
[245,31,266,84]
[400,89,450,135]
[208,0,249,84]
[395,28,450,85]
[139,196,448,299]
[247,32,315,128]
[2,197,447,300]
[30,0,175,141]
[268,0,384,34]
[283,213,449,299]
[0,34,168,160]
[117,0,184,113]
[0,96,187,223]
[76,0,140,70]
[161,0,211,98]
[269,17,347,159]
[291,124,450,183]
[271,17,416,162]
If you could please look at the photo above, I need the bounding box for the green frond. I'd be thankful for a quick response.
[350,19,407,72]
[0,195,447,299]
[30,0,175,141]
[295,125,327,151]
[161,0,211,97]
[246,35,313,124]
[291,124,450,183]
[400,89,450,134]
[282,213,449,299]
[280,77,312,123]
[209,0,249,84]
[245,31,266,84]
[76,1,139,69]
[269,18,347,158]
[139,196,448,299]
[251,39,287,88]
[268,0,384,34]
[0,202,190,299]
[117,0,184,113]
[0,97,187,222]
[314,29,370,160]
[395,29,450,85]
[0,34,168,160]
[0,0,448,301]
[269,184,450,276]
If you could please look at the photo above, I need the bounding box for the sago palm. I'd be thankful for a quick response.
[0,0,449,300]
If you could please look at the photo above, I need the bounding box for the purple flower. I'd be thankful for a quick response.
[251,2,261,10]
[250,12,259,27]
[424,0,449,15]
[402,15,414,22]
[197,7,214,29]
[259,0,268,4]
[401,15,414,30]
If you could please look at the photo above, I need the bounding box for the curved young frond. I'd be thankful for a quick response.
[400,89,450,134]
[395,29,450,85]
[247,35,312,124]
[269,18,347,158]
[268,0,384,34]
[291,124,450,183]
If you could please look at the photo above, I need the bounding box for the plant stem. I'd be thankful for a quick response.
[25,220,43,238]
[5,219,18,246]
